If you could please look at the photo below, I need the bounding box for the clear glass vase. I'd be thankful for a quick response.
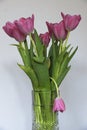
[32,90,59,130]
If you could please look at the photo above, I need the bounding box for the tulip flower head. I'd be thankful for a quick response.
[46,22,54,37]
[14,14,34,35]
[39,32,50,47]
[53,20,68,41]
[61,12,81,31]
[3,22,26,42]
[53,97,65,112]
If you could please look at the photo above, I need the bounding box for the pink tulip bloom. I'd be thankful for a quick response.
[61,12,81,31]
[53,97,65,112]
[46,22,54,37]
[14,15,34,35]
[40,32,50,47]
[3,22,15,37]
[3,22,26,42]
[53,20,68,41]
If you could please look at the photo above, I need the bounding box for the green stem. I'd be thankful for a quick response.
[64,31,70,48]
[29,34,38,57]
[17,43,27,66]
[33,91,58,130]
[50,77,61,98]
[59,40,63,54]
[24,39,31,66]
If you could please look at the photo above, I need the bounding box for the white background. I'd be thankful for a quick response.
[0,0,87,130]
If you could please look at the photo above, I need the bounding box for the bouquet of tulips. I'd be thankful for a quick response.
[3,12,81,129]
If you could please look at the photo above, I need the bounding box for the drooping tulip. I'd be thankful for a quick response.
[3,22,26,42]
[39,32,50,47]
[53,97,65,112]
[14,15,34,35]
[61,12,81,31]
[53,20,68,41]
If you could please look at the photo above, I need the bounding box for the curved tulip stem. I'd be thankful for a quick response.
[50,77,59,96]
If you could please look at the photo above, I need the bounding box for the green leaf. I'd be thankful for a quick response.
[69,46,78,61]
[10,43,19,47]
[57,66,71,86]
[52,45,69,78]
[33,56,45,63]
[33,29,45,63]
[32,60,50,91]
[48,42,60,77]
[17,46,28,66]
[59,46,78,75]
[51,45,78,87]
[17,43,31,67]
[17,63,38,90]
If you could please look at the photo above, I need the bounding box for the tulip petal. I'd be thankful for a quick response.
[53,97,65,112]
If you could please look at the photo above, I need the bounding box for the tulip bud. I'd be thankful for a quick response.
[53,97,65,112]
[39,32,50,47]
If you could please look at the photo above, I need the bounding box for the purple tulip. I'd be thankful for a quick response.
[53,97,65,112]
[39,32,50,47]
[61,12,81,31]
[46,22,54,37]
[3,22,26,42]
[53,20,68,41]
[14,15,34,35]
